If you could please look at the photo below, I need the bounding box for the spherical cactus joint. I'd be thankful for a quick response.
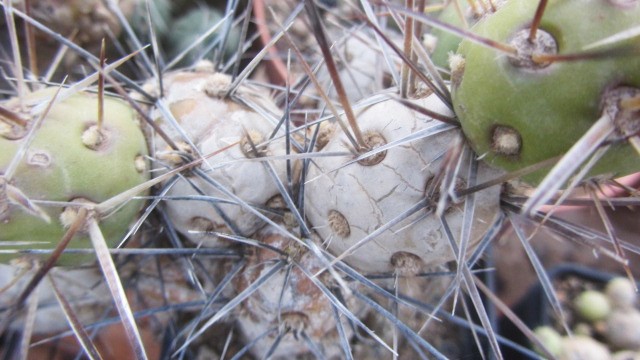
[451,0,640,183]
[0,89,150,265]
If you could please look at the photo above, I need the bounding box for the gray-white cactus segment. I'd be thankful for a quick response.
[148,70,288,246]
[305,92,502,273]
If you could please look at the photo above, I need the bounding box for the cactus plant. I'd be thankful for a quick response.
[0,89,150,265]
[305,93,502,273]
[0,0,639,359]
[233,222,361,359]
[0,87,150,350]
[450,0,640,184]
[146,68,287,246]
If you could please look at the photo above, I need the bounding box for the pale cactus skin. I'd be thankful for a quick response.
[234,223,358,359]
[1,0,640,358]
[0,89,150,265]
[451,0,640,183]
[305,93,502,273]
[18,0,121,45]
[147,69,287,246]
[0,262,109,332]
[165,5,241,64]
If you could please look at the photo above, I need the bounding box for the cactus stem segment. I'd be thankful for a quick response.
[523,87,639,215]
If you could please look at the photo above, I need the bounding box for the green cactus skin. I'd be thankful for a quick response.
[0,89,150,265]
[165,5,241,65]
[429,0,500,70]
[574,289,612,322]
[451,0,640,183]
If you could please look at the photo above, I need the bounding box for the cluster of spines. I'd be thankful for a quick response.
[0,0,639,359]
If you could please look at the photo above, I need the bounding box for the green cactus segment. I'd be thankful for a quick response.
[0,90,150,265]
[122,0,173,38]
[451,0,640,183]
[429,0,484,69]
[166,6,241,64]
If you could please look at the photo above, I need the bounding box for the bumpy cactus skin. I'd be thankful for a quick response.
[305,94,502,273]
[451,0,640,183]
[429,0,498,70]
[0,262,109,332]
[20,0,121,45]
[234,224,358,359]
[0,90,150,265]
[148,70,286,246]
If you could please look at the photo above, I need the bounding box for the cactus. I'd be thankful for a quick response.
[533,276,640,357]
[0,87,150,345]
[233,222,361,359]
[145,69,287,245]
[0,89,150,265]
[450,0,640,184]
[0,0,639,359]
[428,0,498,70]
[305,93,502,273]
[165,5,241,65]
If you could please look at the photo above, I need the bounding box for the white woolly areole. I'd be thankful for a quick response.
[305,93,502,273]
